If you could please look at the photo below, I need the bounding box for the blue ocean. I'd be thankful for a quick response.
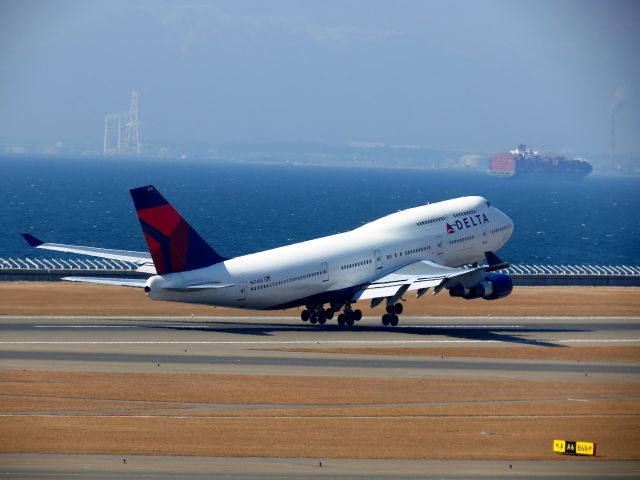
[1,155,638,265]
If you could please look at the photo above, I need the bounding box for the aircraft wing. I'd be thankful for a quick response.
[353,253,509,302]
[21,233,155,272]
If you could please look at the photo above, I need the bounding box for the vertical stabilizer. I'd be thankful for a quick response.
[130,185,226,275]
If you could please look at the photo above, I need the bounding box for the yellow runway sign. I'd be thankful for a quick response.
[553,439,596,456]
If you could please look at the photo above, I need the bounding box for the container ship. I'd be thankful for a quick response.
[489,145,592,179]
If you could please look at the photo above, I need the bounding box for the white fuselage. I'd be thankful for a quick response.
[145,196,513,310]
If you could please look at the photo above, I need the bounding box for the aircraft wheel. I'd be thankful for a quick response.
[382,314,391,326]
[337,314,346,326]
[390,314,399,327]
[346,316,354,327]
[325,308,334,320]
[310,313,318,324]
[352,309,362,321]
[301,310,310,322]
[318,315,326,325]
[393,303,403,315]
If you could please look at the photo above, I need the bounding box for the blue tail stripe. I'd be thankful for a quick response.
[130,185,168,210]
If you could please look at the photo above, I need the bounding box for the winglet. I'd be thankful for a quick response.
[21,233,44,248]
[484,251,510,271]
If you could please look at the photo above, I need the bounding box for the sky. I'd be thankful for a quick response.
[0,0,638,154]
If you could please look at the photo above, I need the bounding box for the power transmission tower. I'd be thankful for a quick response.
[103,116,109,154]
[126,91,141,154]
[102,91,141,155]
[103,113,126,155]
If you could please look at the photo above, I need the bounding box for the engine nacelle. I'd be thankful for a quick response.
[449,284,468,298]
[448,273,513,300]
[481,273,513,300]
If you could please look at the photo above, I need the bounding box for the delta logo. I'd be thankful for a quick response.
[446,214,490,234]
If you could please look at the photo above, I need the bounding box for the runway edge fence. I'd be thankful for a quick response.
[1,257,639,286]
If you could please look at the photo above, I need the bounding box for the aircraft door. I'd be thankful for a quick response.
[374,249,383,270]
[236,282,247,302]
[321,262,329,282]
[436,235,444,255]
[482,230,488,244]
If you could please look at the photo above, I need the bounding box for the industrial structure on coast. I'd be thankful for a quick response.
[102,91,141,156]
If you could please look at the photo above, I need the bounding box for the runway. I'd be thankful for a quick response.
[0,315,638,380]
[2,454,639,480]
[1,314,639,478]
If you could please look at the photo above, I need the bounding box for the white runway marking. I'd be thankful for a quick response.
[397,325,524,329]
[32,324,527,329]
[34,325,138,328]
[0,339,638,345]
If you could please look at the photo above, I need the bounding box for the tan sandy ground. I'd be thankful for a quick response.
[271,346,640,363]
[4,371,639,405]
[1,370,638,459]
[0,282,638,316]
[2,416,637,460]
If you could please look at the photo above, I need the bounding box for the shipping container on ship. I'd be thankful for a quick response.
[489,145,592,179]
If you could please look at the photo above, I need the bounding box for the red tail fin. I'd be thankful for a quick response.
[130,185,226,275]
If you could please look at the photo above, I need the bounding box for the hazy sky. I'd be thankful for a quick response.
[1,0,638,153]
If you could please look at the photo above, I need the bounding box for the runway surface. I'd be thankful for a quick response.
[2,454,639,480]
[0,315,638,381]
[1,314,639,479]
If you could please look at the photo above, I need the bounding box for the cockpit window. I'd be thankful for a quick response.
[486,201,492,207]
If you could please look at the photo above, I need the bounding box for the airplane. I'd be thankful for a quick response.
[22,185,515,327]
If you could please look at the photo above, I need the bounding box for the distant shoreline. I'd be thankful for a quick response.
[1,152,637,178]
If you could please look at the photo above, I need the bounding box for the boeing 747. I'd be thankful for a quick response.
[23,185,515,327]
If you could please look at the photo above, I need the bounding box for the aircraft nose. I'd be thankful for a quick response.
[493,206,514,239]
[504,211,515,238]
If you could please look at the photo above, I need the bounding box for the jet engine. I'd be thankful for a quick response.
[448,273,513,300]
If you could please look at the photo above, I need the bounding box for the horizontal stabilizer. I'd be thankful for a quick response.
[164,283,235,292]
[62,277,148,288]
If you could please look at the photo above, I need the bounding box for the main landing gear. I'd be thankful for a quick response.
[300,303,361,328]
[336,303,362,327]
[300,305,333,325]
[381,302,403,327]
[300,300,403,327]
